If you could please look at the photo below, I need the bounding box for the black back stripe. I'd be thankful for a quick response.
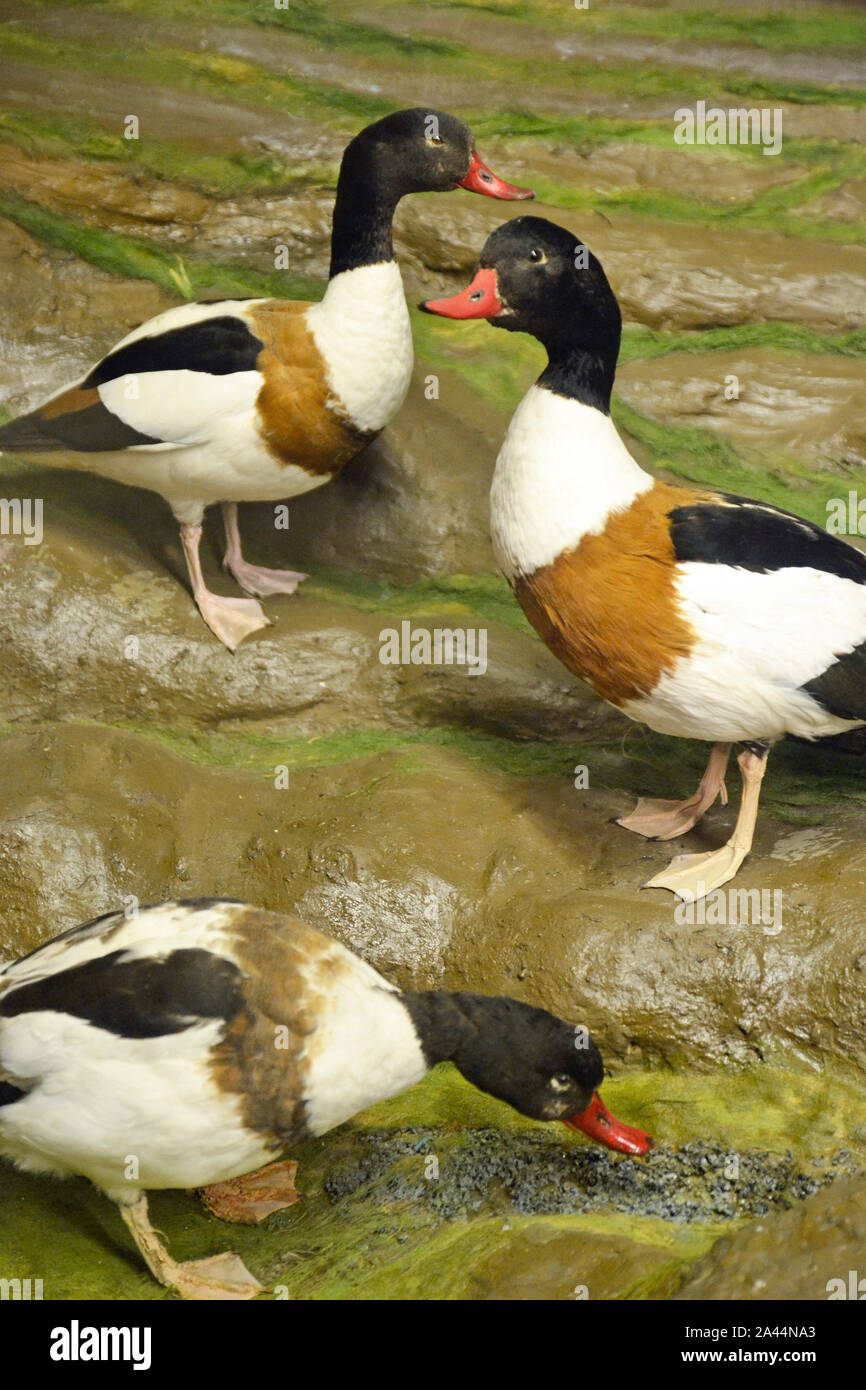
[669,495,866,585]
[0,948,246,1040]
[40,400,160,452]
[82,315,264,389]
[0,402,160,454]
[0,1081,26,1107]
[803,641,866,723]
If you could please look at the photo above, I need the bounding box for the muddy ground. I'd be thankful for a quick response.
[0,0,864,1300]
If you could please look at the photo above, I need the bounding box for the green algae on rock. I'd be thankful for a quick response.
[0,1062,862,1300]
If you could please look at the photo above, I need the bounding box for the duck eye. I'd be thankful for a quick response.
[550,1073,572,1092]
[428,135,444,146]
[529,248,546,264]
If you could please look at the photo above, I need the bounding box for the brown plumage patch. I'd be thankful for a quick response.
[514,480,708,706]
[249,301,374,474]
[40,387,100,420]
[209,906,356,1150]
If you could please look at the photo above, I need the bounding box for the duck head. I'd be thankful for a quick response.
[420,215,622,411]
[329,112,533,278]
[343,108,534,201]
[403,991,653,1156]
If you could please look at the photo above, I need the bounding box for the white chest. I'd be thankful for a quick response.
[302,972,427,1138]
[490,385,653,580]
[306,262,414,434]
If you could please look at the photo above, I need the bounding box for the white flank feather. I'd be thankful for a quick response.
[624,562,866,741]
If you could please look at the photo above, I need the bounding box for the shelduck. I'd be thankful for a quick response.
[0,109,532,650]
[0,898,651,1300]
[422,216,866,902]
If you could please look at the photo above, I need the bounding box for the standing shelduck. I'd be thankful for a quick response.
[0,898,651,1299]
[0,110,531,649]
[423,216,866,902]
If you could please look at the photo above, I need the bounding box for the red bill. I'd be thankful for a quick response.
[563,1093,654,1157]
[420,267,503,319]
[458,150,534,201]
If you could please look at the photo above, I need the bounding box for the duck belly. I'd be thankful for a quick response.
[23,420,332,523]
[621,655,864,743]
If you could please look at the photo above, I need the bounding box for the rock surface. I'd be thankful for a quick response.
[674,1173,866,1300]
[618,349,866,471]
[1,722,865,1075]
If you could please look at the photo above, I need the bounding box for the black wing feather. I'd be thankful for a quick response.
[0,312,264,455]
[81,314,263,387]
[0,401,160,453]
[803,643,866,722]
[0,948,246,1040]
[0,1081,26,1107]
[669,492,866,585]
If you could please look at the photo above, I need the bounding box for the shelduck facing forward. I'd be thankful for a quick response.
[0,109,531,650]
[423,217,866,902]
[0,898,651,1300]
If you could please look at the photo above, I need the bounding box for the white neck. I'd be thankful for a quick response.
[306,262,413,434]
[303,985,427,1137]
[490,384,653,579]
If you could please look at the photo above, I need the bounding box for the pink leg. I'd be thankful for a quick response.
[180,522,270,651]
[222,503,308,598]
[121,1195,263,1300]
[645,746,769,902]
[617,742,732,840]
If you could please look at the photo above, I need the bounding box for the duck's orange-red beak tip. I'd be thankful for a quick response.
[563,1092,654,1157]
[420,267,503,320]
[457,150,534,201]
